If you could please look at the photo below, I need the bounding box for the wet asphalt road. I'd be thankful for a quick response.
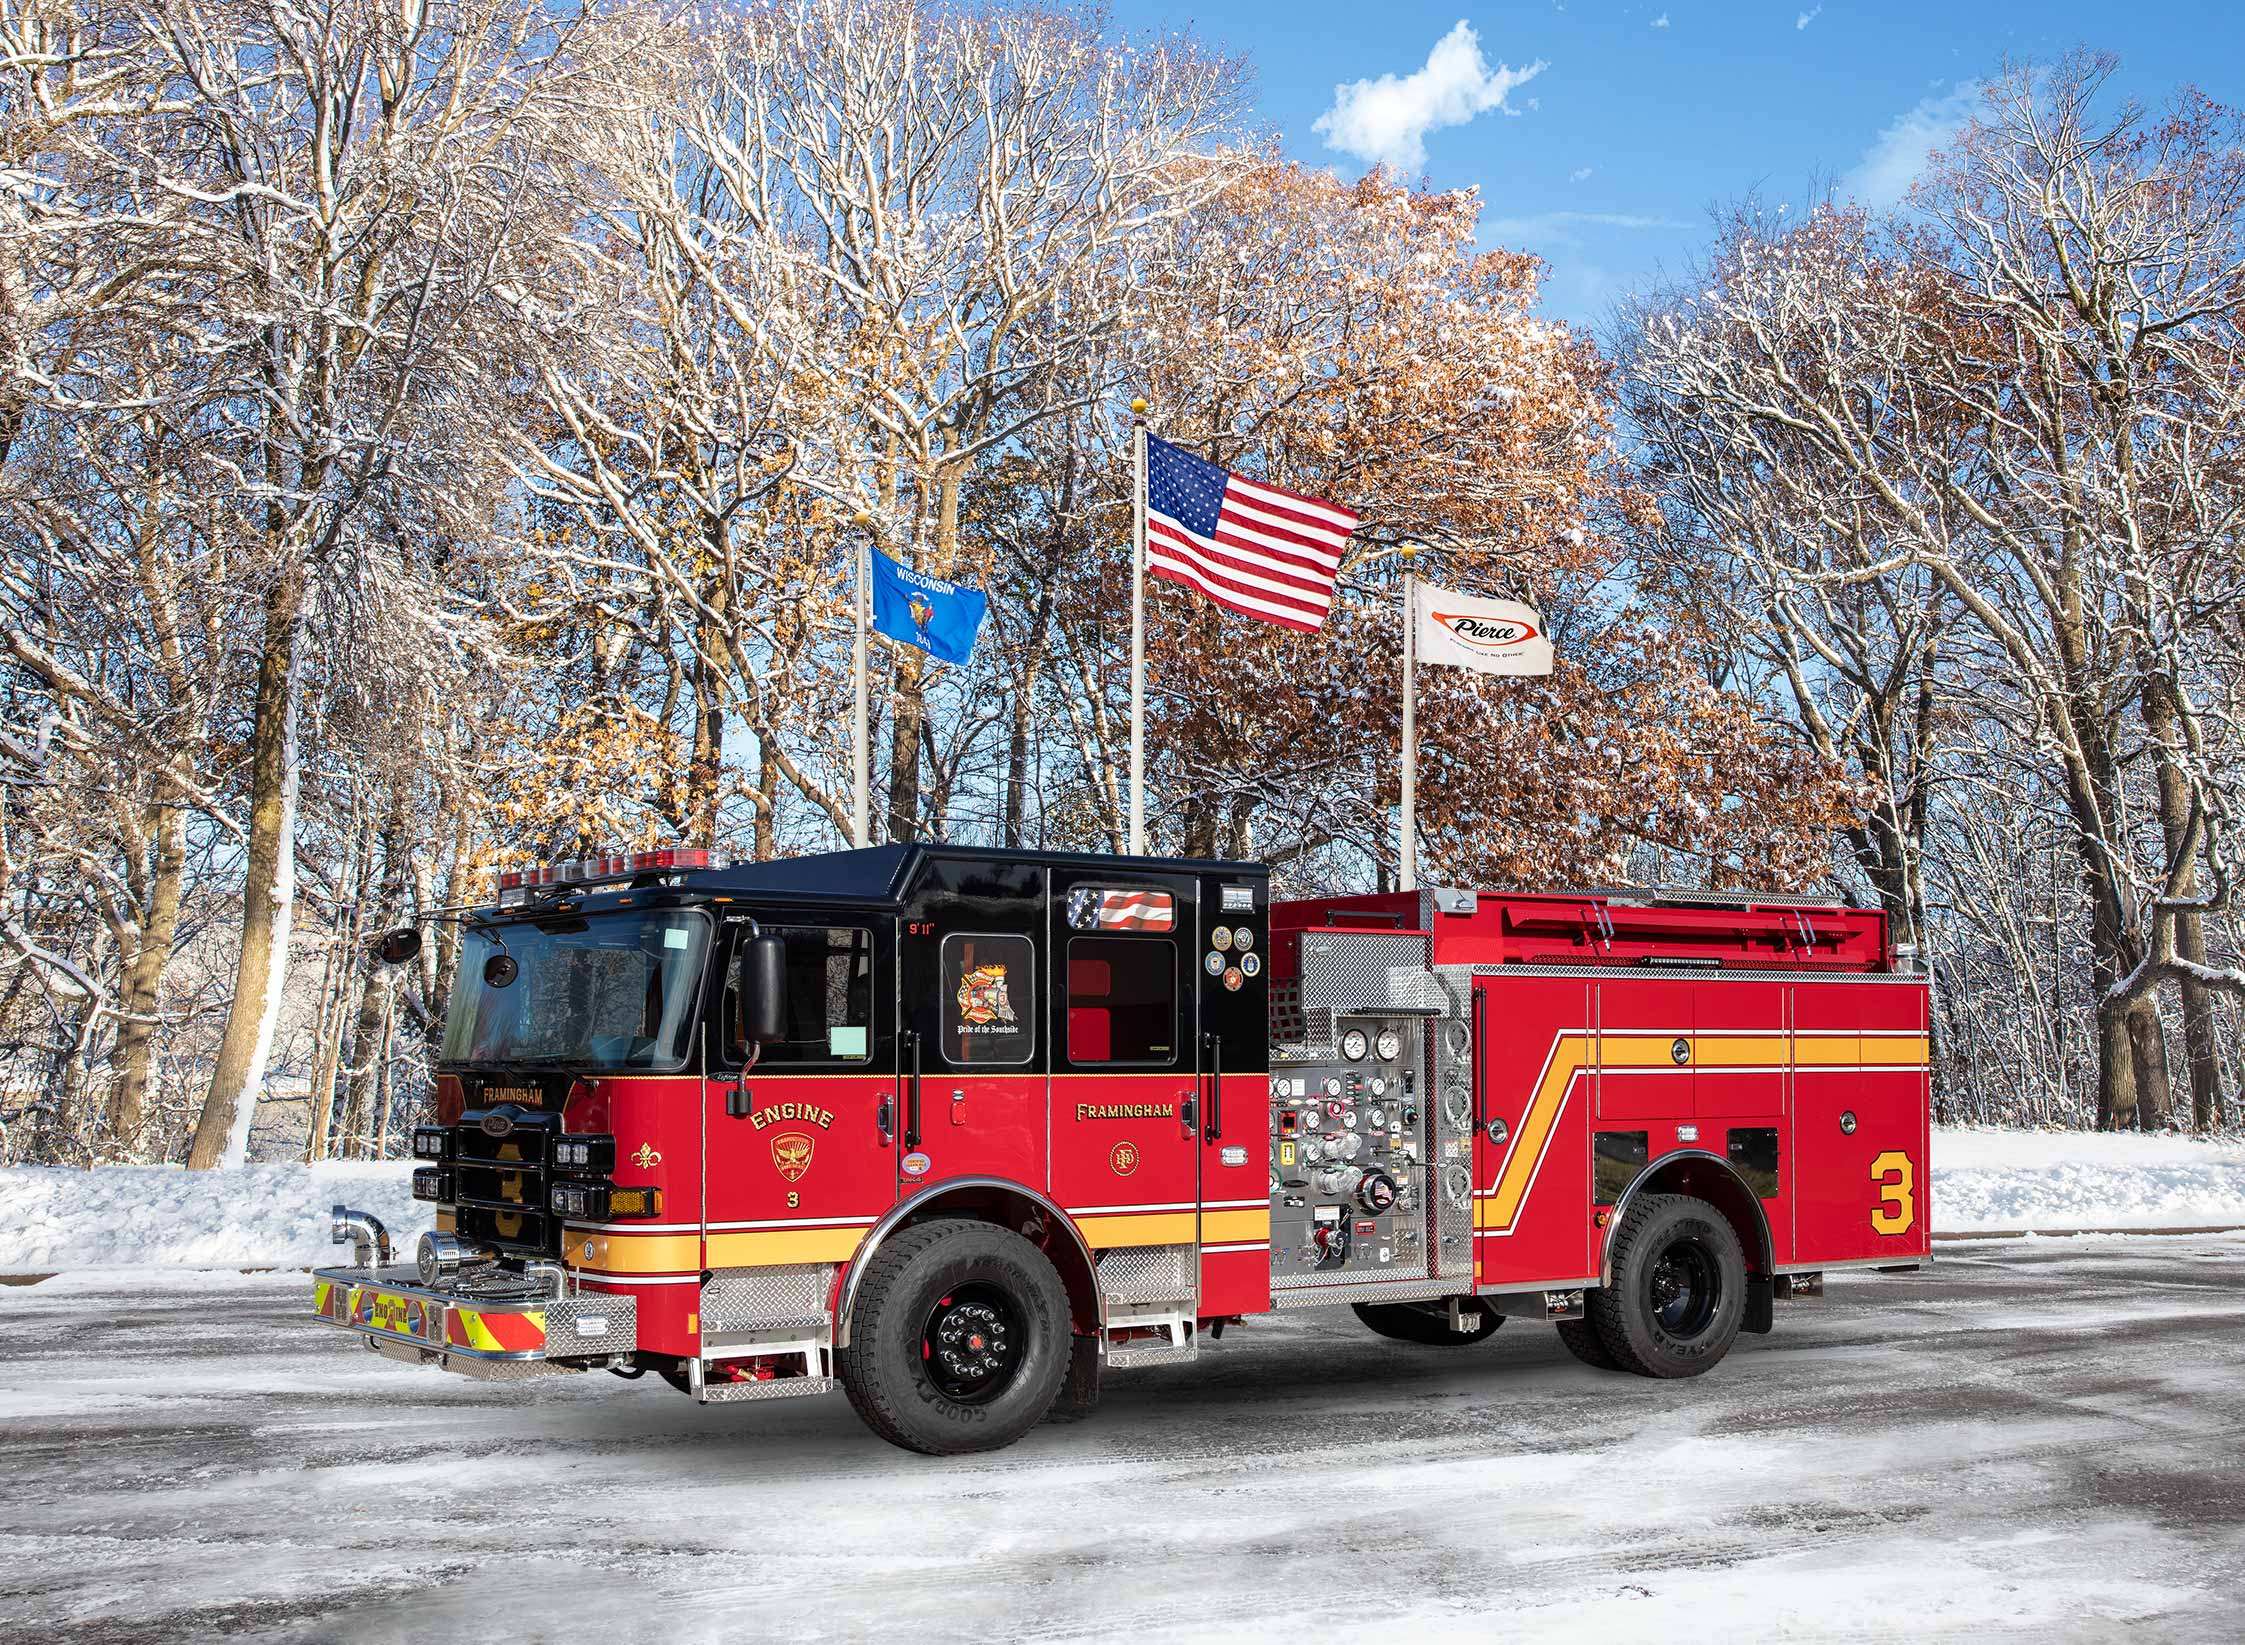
[2,1236,2242,1644]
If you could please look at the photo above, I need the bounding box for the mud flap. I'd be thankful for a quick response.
[1742,1274,1774,1335]
[1046,1333,1103,1421]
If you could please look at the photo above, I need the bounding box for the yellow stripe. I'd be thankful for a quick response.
[706,1226,868,1266]
[564,1229,700,1275]
[435,1208,457,1233]
[1485,1034,1588,1231]
[1076,1210,1199,1248]
[1199,1208,1271,1243]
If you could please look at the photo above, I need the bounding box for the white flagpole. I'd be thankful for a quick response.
[1400,543,1419,893]
[850,510,871,848]
[1128,399,1148,856]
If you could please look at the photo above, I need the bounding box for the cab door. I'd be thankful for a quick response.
[896,859,1048,1197]
[702,915,898,1273]
[1047,870,1201,1251]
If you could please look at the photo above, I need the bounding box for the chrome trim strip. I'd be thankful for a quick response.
[1775,1255,1925,1273]
[1468,965,1924,985]
[833,1175,1099,1350]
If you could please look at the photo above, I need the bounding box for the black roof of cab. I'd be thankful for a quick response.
[684,843,1267,912]
[507,843,1269,921]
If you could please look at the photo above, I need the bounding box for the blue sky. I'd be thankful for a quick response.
[1138,0,2244,333]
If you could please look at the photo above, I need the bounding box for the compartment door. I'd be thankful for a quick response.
[1473,975,1596,1287]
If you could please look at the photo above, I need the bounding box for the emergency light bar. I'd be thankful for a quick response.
[494,846,712,905]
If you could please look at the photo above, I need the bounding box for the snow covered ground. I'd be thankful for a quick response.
[0,1161,413,1271]
[1,1237,2240,1642]
[4,1129,2243,1271]
[1934,1127,2245,1232]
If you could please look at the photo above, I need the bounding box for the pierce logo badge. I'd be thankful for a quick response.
[771,1131,815,1182]
[1431,612,1541,653]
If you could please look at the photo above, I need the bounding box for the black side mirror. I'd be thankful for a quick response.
[737,934,787,1045]
[376,927,423,966]
[483,952,519,989]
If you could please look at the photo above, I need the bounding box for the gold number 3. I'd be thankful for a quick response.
[1870,1150,1915,1235]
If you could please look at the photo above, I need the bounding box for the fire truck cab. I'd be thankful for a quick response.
[317,843,1930,1454]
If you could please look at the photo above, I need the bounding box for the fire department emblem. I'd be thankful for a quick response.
[1109,1140,1140,1177]
[771,1131,815,1182]
[956,963,1016,1030]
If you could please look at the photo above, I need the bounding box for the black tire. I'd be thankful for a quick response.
[1554,1317,1622,1370]
[1583,1192,1746,1379]
[1351,1299,1502,1345]
[836,1219,1071,1455]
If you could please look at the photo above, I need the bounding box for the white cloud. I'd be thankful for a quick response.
[1570,165,1594,182]
[1651,12,1670,27]
[1844,81,1981,207]
[1313,21,1548,171]
[1482,209,1693,249]
[1796,4,1822,26]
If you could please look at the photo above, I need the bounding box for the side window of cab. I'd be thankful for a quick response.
[727,925,875,1065]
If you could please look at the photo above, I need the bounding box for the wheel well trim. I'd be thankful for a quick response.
[1601,1149,1774,1289]
[833,1176,1097,1349]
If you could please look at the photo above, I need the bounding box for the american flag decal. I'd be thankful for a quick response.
[1067,887,1176,932]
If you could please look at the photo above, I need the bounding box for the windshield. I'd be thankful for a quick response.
[441,910,712,1073]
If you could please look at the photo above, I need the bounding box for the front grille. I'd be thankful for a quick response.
[450,1107,564,1256]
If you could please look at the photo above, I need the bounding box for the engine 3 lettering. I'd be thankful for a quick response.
[750,1102,835,1131]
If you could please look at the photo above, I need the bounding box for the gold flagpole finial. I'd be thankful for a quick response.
[1130,398,1148,417]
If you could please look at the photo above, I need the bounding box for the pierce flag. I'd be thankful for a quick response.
[1412,582,1554,676]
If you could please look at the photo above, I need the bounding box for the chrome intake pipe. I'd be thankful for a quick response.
[330,1205,394,1268]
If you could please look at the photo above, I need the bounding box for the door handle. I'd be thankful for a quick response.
[1202,1033,1223,1143]
[876,1092,894,1145]
[1471,987,1486,1130]
[904,1029,923,1150]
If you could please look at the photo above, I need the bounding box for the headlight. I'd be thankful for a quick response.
[411,1167,452,1203]
[552,1135,615,1175]
[548,1181,660,1221]
[412,1127,449,1161]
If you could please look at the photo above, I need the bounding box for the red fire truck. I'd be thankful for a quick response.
[317,843,1929,1454]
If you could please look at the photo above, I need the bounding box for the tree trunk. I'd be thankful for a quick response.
[108,799,186,1154]
[2143,672,2225,1130]
[187,570,308,1170]
[2125,998,2174,1131]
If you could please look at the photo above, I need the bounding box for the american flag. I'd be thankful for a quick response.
[1143,434,1357,633]
[1067,887,1176,932]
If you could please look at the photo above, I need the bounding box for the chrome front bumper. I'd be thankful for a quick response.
[310,1263,637,1377]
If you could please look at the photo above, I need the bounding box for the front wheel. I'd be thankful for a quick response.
[1351,1299,1502,1345]
[1582,1192,1746,1379]
[836,1219,1071,1455]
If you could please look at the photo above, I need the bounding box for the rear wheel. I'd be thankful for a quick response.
[1583,1192,1746,1379]
[1351,1299,1502,1345]
[837,1220,1070,1455]
[1554,1317,1621,1370]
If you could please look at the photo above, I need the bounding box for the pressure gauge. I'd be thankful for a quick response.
[1368,1075,1389,1098]
[1340,1028,1370,1062]
[1322,1076,1343,1098]
[1375,1029,1403,1062]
